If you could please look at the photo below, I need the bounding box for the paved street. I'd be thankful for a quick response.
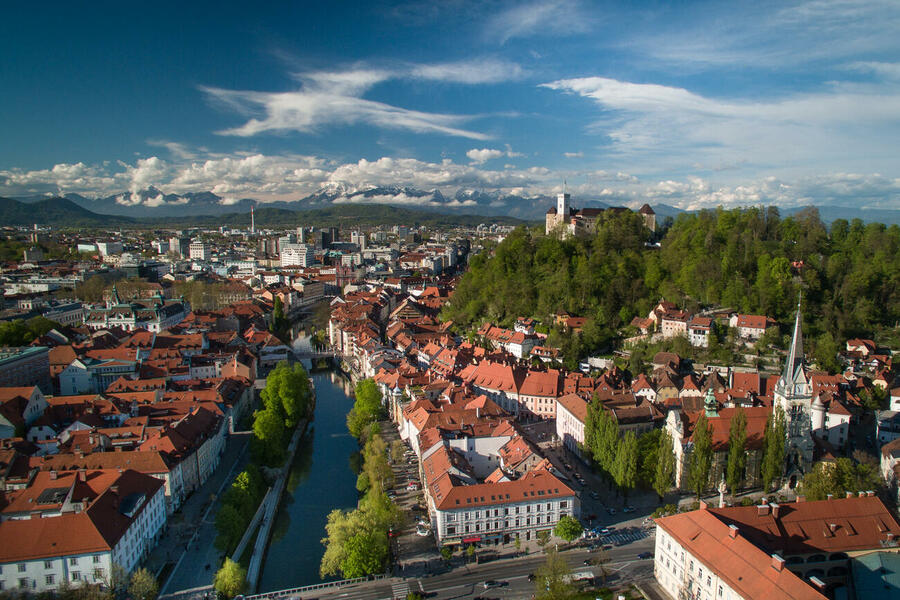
[306,538,656,600]
[147,432,252,594]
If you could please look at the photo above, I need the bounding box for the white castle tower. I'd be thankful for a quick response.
[557,191,570,216]
[773,298,813,480]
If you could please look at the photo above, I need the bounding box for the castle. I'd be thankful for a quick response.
[545,192,656,237]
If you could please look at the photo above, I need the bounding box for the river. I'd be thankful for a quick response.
[257,367,360,592]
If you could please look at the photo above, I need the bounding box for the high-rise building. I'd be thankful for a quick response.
[280,243,315,267]
[169,236,189,258]
[189,240,211,261]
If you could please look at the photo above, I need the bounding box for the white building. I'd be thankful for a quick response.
[429,469,577,546]
[0,469,166,594]
[189,240,210,261]
[280,243,315,267]
[95,241,123,257]
[555,393,587,454]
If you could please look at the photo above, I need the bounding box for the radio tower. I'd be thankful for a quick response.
[250,205,256,234]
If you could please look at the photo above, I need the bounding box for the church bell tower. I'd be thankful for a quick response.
[773,298,813,476]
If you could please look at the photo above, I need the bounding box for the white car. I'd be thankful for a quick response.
[416,525,431,536]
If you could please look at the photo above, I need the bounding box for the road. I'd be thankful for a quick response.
[150,432,253,595]
[305,538,656,600]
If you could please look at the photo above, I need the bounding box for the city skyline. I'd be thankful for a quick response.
[1,0,899,211]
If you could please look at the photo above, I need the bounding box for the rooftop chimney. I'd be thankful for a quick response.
[771,503,781,519]
[758,504,770,516]
[826,493,833,500]
[846,491,854,498]
[829,523,838,533]
[49,470,57,480]
[867,490,876,497]
[809,576,826,592]
[858,491,866,497]
[78,469,86,482]
[771,554,785,572]
[728,524,739,539]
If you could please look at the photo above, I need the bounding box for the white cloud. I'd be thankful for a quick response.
[2,149,898,214]
[563,152,583,158]
[411,58,524,84]
[201,64,496,141]
[541,76,900,176]
[485,0,591,44]
[466,148,505,164]
[466,146,524,164]
[847,61,900,81]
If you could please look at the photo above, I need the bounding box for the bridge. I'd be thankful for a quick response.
[158,575,388,600]
[293,350,341,360]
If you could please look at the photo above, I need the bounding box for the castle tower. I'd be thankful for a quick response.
[557,192,570,216]
[773,299,813,477]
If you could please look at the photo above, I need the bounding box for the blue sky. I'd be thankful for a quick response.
[1,0,899,210]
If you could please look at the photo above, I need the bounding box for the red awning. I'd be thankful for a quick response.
[462,536,482,543]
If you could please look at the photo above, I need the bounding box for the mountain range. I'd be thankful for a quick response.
[10,185,667,220]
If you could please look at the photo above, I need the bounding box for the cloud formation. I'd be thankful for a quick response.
[485,0,591,44]
[3,149,897,213]
[201,58,529,141]
[542,76,900,175]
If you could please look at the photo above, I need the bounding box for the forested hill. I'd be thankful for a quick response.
[442,207,900,361]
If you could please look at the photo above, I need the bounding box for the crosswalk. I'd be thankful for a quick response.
[391,581,410,599]
[604,528,647,546]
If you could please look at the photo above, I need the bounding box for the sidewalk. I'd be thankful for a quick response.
[146,433,252,594]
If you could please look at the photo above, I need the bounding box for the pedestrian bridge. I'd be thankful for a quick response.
[158,575,388,600]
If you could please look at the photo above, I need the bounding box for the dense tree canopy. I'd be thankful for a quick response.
[347,379,385,438]
[800,458,882,501]
[0,316,61,346]
[442,207,900,364]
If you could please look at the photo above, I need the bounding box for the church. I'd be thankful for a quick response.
[545,192,656,237]
[774,301,858,486]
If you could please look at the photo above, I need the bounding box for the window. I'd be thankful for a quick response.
[46,575,55,586]
[718,585,724,597]
[560,501,567,508]
[44,561,52,569]
[94,569,104,580]
[17,565,25,573]
[71,573,80,581]
[19,579,28,589]
[447,526,455,534]
[93,556,101,564]
[707,576,711,587]
[69,558,78,566]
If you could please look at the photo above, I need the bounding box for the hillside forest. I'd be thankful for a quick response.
[442,207,900,369]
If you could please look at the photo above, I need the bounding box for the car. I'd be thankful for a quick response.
[406,482,420,491]
[607,507,617,515]
[415,525,431,537]
[582,559,592,566]
[589,491,600,500]
[482,580,506,589]
[527,573,536,582]
[638,552,653,559]
[623,505,635,513]
[597,527,610,536]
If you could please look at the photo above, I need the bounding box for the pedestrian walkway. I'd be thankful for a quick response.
[605,528,647,546]
[391,580,410,599]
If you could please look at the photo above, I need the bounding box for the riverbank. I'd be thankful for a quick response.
[256,370,360,591]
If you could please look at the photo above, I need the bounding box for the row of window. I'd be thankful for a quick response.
[2,555,102,575]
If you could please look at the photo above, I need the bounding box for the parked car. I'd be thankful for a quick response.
[416,525,431,537]
[607,507,616,515]
[638,552,653,559]
[623,505,635,513]
[589,491,600,500]
[482,581,506,589]
[406,482,420,491]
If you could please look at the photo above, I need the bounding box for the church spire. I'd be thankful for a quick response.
[782,293,803,384]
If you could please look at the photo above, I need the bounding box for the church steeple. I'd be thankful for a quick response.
[782,294,804,385]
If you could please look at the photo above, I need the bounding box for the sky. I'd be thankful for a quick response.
[1,0,899,211]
